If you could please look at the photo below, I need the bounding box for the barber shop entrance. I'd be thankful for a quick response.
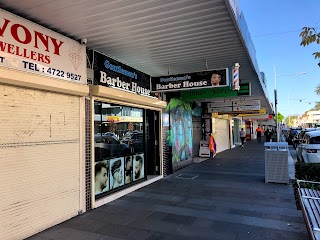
[94,103,161,200]
[90,50,166,208]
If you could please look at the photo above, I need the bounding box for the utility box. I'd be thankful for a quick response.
[264,142,289,184]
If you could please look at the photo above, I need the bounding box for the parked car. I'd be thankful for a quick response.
[296,128,320,161]
[121,130,144,153]
[301,131,320,163]
[286,128,301,145]
[94,134,130,160]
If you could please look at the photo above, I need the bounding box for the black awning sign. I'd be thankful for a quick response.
[151,68,229,92]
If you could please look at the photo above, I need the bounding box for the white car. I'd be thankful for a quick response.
[296,128,320,161]
[301,131,320,163]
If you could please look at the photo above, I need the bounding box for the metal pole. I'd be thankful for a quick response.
[274,66,279,143]
[288,95,291,127]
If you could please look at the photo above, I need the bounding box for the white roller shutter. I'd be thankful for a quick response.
[215,118,230,153]
[0,84,81,240]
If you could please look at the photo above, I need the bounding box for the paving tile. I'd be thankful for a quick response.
[191,217,215,228]
[177,224,237,240]
[229,208,264,218]
[108,199,157,211]
[242,215,306,233]
[145,232,207,240]
[153,204,245,224]
[144,211,169,221]
[94,223,136,238]
[162,213,196,225]
[125,229,153,240]
[127,217,182,235]
[27,236,51,240]
[35,226,111,240]
[59,217,106,233]
[186,198,213,206]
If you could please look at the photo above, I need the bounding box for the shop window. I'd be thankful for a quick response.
[94,101,145,199]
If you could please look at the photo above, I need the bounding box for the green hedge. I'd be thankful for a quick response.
[295,162,320,182]
[293,162,320,209]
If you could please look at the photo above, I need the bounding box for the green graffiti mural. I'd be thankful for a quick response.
[166,98,193,165]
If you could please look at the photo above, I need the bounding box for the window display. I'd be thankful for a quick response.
[94,101,146,199]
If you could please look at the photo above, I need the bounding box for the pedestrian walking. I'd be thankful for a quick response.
[239,128,246,147]
[255,125,264,143]
[265,127,273,142]
[209,133,217,158]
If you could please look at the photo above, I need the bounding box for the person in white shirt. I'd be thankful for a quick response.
[239,128,246,147]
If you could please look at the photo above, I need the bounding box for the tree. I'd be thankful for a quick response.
[284,114,299,127]
[300,27,320,66]
[316,84,320,95]
[300,27,320,97]
[274,112,285,123]
[278,112,285,123]
[312,102,320,110]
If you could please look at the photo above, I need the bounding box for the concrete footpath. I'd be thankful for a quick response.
[29,140,307,240]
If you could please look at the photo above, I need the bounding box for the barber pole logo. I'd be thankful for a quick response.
[233,67,240,91]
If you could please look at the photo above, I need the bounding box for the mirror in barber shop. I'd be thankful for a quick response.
[94,101,145,199]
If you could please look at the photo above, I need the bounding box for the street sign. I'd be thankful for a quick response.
[208,107,233,113]
[238,108,266,116]
[233,99,260,106]
[208,101,232,108]
[233,105,260,111]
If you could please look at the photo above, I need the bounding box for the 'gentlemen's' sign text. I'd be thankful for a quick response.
[93,51,155,97]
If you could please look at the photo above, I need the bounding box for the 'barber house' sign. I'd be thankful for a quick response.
[93,51,154,97]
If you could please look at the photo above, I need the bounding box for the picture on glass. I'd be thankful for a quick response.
[133,153,144,181]
[109,157,124,189]
[94,160,110,196]
[125,156,133,184]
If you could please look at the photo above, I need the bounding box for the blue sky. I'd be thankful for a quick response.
[239,0,320,117]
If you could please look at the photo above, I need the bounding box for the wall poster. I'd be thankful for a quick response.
[109,157,124,190]
[125,156,133,184]
[133,153,145,181]
[94,160,110,195]
[166,98,193,170]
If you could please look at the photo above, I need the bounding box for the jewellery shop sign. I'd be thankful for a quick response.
[93,51,156,97]
[151,68,229,92]
[0,9,86,84]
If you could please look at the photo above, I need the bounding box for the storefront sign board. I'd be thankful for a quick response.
[181,83,250,101]
[0,9,86,84]
[93,51,155,97]
[151,68,229,92]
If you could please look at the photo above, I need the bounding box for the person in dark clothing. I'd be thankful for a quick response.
[265,128,273,142]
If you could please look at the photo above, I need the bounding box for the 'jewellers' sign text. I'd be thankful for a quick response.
[0,9,86,84]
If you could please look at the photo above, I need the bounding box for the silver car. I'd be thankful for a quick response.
[301,131,320,163]
[296,128,320,161]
